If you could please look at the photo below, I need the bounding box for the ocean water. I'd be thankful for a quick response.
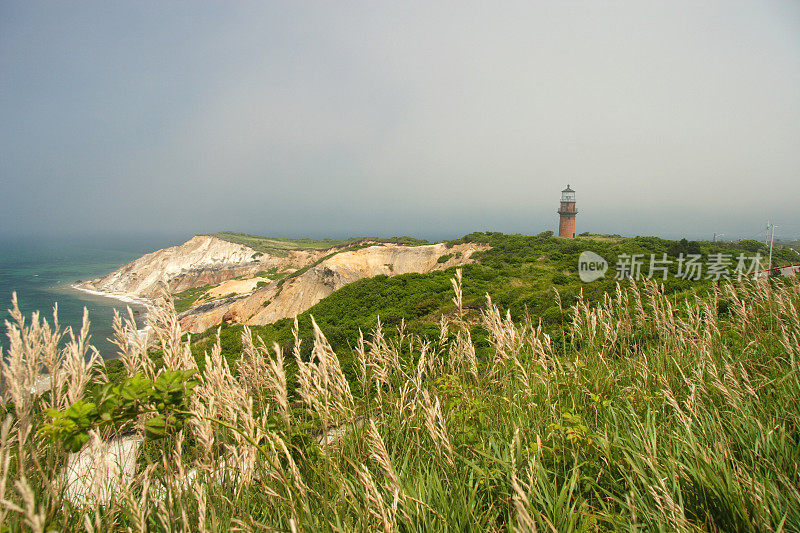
[0,236,173,359]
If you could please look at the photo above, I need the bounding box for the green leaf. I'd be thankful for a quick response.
[145,414,167,439]
[67,431,90,453]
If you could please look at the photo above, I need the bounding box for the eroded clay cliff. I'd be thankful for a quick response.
[179,242,485,333]
[81,234,487,334]
[80,235,326,299]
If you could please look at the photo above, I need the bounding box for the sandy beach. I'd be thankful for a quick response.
[70,284,153,310]
[69,284,155,354]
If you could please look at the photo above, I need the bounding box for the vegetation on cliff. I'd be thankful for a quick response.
[209,231,430,258]
[186,232,796,377]
[173,284,214,313]
[208,232,358,257]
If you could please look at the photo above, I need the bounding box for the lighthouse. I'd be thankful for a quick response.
[557,185,577,238]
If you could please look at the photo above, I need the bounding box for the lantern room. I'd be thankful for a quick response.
[561,185,575,203]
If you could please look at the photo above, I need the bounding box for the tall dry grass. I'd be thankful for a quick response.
[1,272,799,531]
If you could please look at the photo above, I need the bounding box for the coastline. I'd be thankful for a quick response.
[69,284,155,347]
[11,287,155,397]
[70,284,153,310]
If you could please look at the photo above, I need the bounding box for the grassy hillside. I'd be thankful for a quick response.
[6,262,799,530]
[208,231,357,256]
[775,239,800,255]
[209,231,430,257]
[187,232,792,374]
[172,284,214,313]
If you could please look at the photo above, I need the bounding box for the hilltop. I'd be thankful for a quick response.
[81,231,800,346]
[206,231,430,256]
[181,232,799,370]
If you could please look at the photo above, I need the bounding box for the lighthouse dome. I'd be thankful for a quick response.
[561,185,575,202]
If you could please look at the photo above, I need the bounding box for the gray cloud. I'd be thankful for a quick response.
[2,1,798,241]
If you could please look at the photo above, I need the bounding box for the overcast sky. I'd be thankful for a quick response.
[1,1,799,242]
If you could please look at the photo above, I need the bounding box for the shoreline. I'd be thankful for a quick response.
[69,284,155,345]
[69,284,153,310]
[20,283,156,395]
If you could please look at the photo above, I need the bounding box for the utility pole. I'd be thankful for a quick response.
[768,222,776,272]
[713,233,725,243]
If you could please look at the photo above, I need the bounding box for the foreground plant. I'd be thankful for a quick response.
[42,369,199,452]
[1,274,799,531]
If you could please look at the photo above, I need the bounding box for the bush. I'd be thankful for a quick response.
[667,238,701,257]
[539,305,565,325]
[738,239,767,254]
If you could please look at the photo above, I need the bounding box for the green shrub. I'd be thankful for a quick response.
[539,305,565,325]
[173,285,212,313]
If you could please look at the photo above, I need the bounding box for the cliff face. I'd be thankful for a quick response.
[82,234,487,334]
[179,242,485,333]
[81,235,325,299]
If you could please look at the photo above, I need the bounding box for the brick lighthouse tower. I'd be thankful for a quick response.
[557,185,577,238]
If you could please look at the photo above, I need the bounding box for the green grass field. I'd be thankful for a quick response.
[209,231,431,257]
[208,231,358,256]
